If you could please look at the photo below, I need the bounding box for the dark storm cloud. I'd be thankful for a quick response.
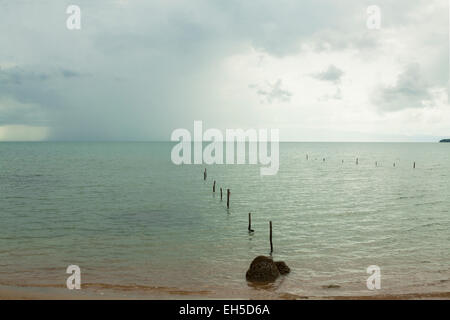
[0,66,70,110]
[0,67,50,85]
[0,0,446,140]
[372,64,434,112]
[61,69,83,78]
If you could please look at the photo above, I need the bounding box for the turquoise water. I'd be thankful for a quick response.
[0,142,449,298]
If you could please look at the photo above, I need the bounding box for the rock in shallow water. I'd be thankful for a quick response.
[275,261,290,275]
[246,256,279,282]
[246,256,290,282]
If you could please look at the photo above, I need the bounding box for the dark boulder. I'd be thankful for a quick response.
[246,256,291,282]
[275,261,290,275]
[246,256,280,282]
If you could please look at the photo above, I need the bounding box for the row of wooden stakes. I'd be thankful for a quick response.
[203,168,274,253]
[204,168,231,208]
[308,155,417,168]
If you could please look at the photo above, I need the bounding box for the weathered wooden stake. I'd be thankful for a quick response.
[306,154,309,160]
[269,221,273,253]
[248,213,254,232]
[413,162,416,169]
[204,168,207,180]
[213,180,216,192]
[220,188,223,200]
[227,189,230,209]
[356,158,359,165]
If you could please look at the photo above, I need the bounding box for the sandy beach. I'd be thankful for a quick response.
[1,284,448,300]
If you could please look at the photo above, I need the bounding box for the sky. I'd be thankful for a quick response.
[0,0,448,141]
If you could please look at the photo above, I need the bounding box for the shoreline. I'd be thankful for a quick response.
[1,285,448,300]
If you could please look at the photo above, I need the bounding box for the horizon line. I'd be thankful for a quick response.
[0,140,445,143]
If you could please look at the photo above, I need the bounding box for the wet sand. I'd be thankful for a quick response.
[1,285,448,300]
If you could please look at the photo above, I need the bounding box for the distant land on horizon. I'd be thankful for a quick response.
[440,139,450,143]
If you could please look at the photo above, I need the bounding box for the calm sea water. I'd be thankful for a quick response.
[0,142,449,298]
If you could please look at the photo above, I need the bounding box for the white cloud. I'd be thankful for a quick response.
[249,79,292,104]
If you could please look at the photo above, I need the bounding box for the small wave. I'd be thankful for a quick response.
[414,201,444,207]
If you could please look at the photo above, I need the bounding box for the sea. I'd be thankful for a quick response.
[0,142,449,298]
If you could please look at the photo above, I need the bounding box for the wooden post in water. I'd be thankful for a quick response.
[306,154,309,160]
[413,162,416,169]
[220,188,223,200]
[213,180,216,192]
[356,158,359,165]
[227,189,230,209]
[204,168,207,180]
[269,221,273,253]
[248,213,254,232]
